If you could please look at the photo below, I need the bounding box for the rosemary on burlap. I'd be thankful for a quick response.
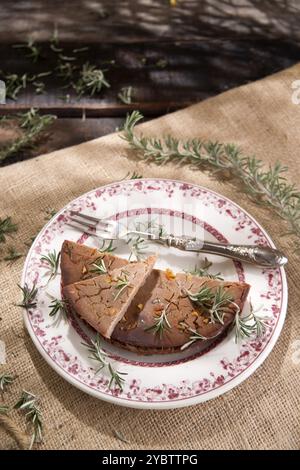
[122,111,300,252]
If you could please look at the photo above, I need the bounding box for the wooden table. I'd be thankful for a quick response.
[1,0,300,166]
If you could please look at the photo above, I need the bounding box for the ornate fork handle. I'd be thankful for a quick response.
[162,236,287,268]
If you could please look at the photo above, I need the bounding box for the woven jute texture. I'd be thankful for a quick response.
[1,64,300,450]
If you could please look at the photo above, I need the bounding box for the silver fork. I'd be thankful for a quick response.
[66,211,288,268]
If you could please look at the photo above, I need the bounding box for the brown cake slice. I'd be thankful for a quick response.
[63,255,156,339]
[61,240,128,286]
[111,270,250,354]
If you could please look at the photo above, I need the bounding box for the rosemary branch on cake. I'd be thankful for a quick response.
[184,285,233,324]
[144,302,171,338]
[90,258,108,275]
[114,270,130,300]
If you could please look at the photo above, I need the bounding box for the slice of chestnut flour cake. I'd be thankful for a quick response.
[63,255,156,339]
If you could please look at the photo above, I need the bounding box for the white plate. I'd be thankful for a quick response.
[22,179,287,409]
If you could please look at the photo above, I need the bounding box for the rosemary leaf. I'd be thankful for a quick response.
[118,86,133,105]
[0,373,15,392]
[0,217,18,243]
[82,335,127,391]
[73,62,110,98]
[0,404,10,414]
[145,302,171,339]
[17,283,38,309]
[40,250,60,280]
[108,364,127,392]
[114,271,130,300]
[4,246,22,262]
[234,305,268,343]
[185,285,233,325]
[113,429,131,444]
[48,298,68,318]
[122,111,300,252]
[82,334,107,374]
[14,390,43,449]
[90,258,108,274]
[98,239,116,253]
[0,108,56,164]
[13,39,42,63]
[187,257,223,280]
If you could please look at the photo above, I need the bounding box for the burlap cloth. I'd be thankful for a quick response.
[1,63,300,450]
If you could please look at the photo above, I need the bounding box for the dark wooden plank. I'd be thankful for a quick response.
[0,117,125,167]
[0,0,300,43]
[1,39,299,117]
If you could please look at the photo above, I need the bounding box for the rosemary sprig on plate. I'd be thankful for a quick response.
[90,258,108,274]
[82,335,127,391]
[40,250,60,280]
[114,270,130,300]
[0,373,15,392]
[234,305,268,343]
[82,334,107,373]
[187,258,223,280]
[185,285,233,324]
[118,86,133,104]
[14,390,43,449]
[122,111,300,252]
[98,239,116,253]
[48,298,68,318]
[17,283,38,309]
[127,235,148,261]
[0,217,18,243]
[145,302,171,339]
[108,363,127,391]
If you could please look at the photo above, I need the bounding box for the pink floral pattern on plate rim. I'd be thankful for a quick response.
[21,179,287,407]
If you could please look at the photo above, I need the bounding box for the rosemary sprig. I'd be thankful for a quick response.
[98,239,116,253]
[3,246,22,263]
[185,285,233,325]
[127,235,148,261]
[145,303,171,338]
[0,217,18,243]
[40,250,60,280]
[73,63,110,98]
[0,404,10,414]
[0,373,15,392]
[108,363,127,391]
[48,298,68,318]
[113,429,131,444]
[17,283,38,309]
[114,271,130,300]
[44,208,57,221]
[118,86,133,104]
[187,257,223,280]
[180,327,209,351]
[90,258,108,274]
[82,335,127,391]
[122,111,300,252]
[0,72,27,100]
[234,305,268,343]
[126,171,143,179]
[82,335,107,373]
[14,390,42,449]
[13,39,42,63]
[0,108,56,164]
